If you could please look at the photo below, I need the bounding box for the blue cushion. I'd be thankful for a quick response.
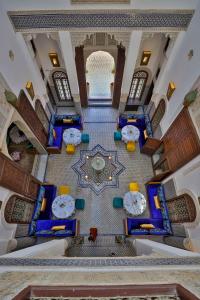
[39,185,57,220]
[163,219,173,234]
[35,219,77,237]
[35,230,53,236]
[75,199,85,209]
[29,221,36,236]
[130,229,149,235]
[54,230,73,236]
[146,184,163,219]
[32,186,45,221]
[47,122,54,146]
[149,228,168,235]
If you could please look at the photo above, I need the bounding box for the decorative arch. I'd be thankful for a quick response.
[4,195,35,224]
[166,193,197,223]
[52,71,73,102]
[128,70,148,103]
[86,50,115,98]
[35,99,49,134]
[151,98,166,133]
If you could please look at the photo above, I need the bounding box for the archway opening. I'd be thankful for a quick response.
[86,51,115,99]
[6,123,37,173]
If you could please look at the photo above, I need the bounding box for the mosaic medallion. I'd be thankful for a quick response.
[72,144,125,195]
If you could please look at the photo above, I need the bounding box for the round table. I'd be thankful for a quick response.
[52,195,75,219]
[91,156,106,173]
[63,128,81,145]
[123,191,146,216]
[121,125,140,143]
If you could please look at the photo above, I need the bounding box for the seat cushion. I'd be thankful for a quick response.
[114,131,122,141]
[75,199,85,209]
[129,182,139,192]
[127,141,136,152]
[59,185,70,195]
[54,230,73,236]
[81,133,90,143]
[66,144,75,154]
[130,229,149,235]
[113,197,123,208]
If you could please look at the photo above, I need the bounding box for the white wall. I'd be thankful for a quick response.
[153,4,200,136]
[1,0,198,11]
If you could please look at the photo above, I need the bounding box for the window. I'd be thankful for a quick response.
[128,71,148,103]
[52,71,73,102]
[5,195,35,224]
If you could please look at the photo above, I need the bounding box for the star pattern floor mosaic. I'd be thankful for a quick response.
[72,144,125,195]
[45,108,154,235]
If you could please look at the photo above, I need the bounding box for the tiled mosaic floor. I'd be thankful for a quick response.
[45,108,154,235]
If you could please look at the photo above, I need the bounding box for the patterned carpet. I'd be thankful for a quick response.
[72,144,125,195]
[45,108,154,235]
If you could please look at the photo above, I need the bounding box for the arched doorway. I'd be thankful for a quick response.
[5,195,35,224]
[166,194,197,223]
[86,51,115,100]
[7,123,37,173]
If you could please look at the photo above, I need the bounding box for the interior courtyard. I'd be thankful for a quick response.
[0,0,200,299]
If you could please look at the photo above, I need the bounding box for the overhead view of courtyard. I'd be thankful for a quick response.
[1,0,200,299]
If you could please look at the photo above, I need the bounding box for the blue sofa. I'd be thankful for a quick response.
[118,113,153,150]
[124,183,172,236]
[32,185,57,221]
[47,114,83,153]
[29,219,78,237]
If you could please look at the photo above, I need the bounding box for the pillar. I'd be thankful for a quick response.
[120,31,143,112]
[58,31,82,114]
[112,45,126,109]
[75,45,88,107]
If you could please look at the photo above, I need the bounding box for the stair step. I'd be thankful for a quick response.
[88,98,112,107]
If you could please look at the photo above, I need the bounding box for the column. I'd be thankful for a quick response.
[119,31,143,113]
[112,45,126,109]
[59,31,82,114]
[75,45,88,108]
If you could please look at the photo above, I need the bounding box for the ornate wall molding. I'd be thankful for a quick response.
[8,10,194,32]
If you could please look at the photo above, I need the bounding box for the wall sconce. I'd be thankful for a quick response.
[26,81,34,99]
[49,52,60,67]
[140,51,151,66]
[167,81,176,100]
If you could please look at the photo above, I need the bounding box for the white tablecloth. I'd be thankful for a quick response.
[123,191,146,216]
[52,195,75,219]
[63,128,81,145]
[121,125,140,143]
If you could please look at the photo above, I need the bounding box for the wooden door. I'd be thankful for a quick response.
[0,152,40,200]
[163,108,200,172]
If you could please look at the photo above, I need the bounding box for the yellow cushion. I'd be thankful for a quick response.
[59,185,70,195]
[143,129,148,139]
[53,128,57,139]
[129,182,139,192]
[127,118,137,123]
[40,198,47,212]
[51,225,66,231]
[154,195,161,209]
[66,144,75,154]
[63,119,73,123]
[126,141,136,152]
[140,224,155,229]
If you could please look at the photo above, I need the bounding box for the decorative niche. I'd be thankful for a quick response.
[26,81,35,100]
[167,81,176,100]
[140,51,151,66]
[49,53,60,67]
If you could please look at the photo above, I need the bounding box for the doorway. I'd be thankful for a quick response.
[86,51,115,106]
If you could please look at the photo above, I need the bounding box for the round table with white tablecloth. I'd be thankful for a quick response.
[52,195,75,219]
[121,125,140,143]
[123,191,146,216]
[63,128,81,145]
